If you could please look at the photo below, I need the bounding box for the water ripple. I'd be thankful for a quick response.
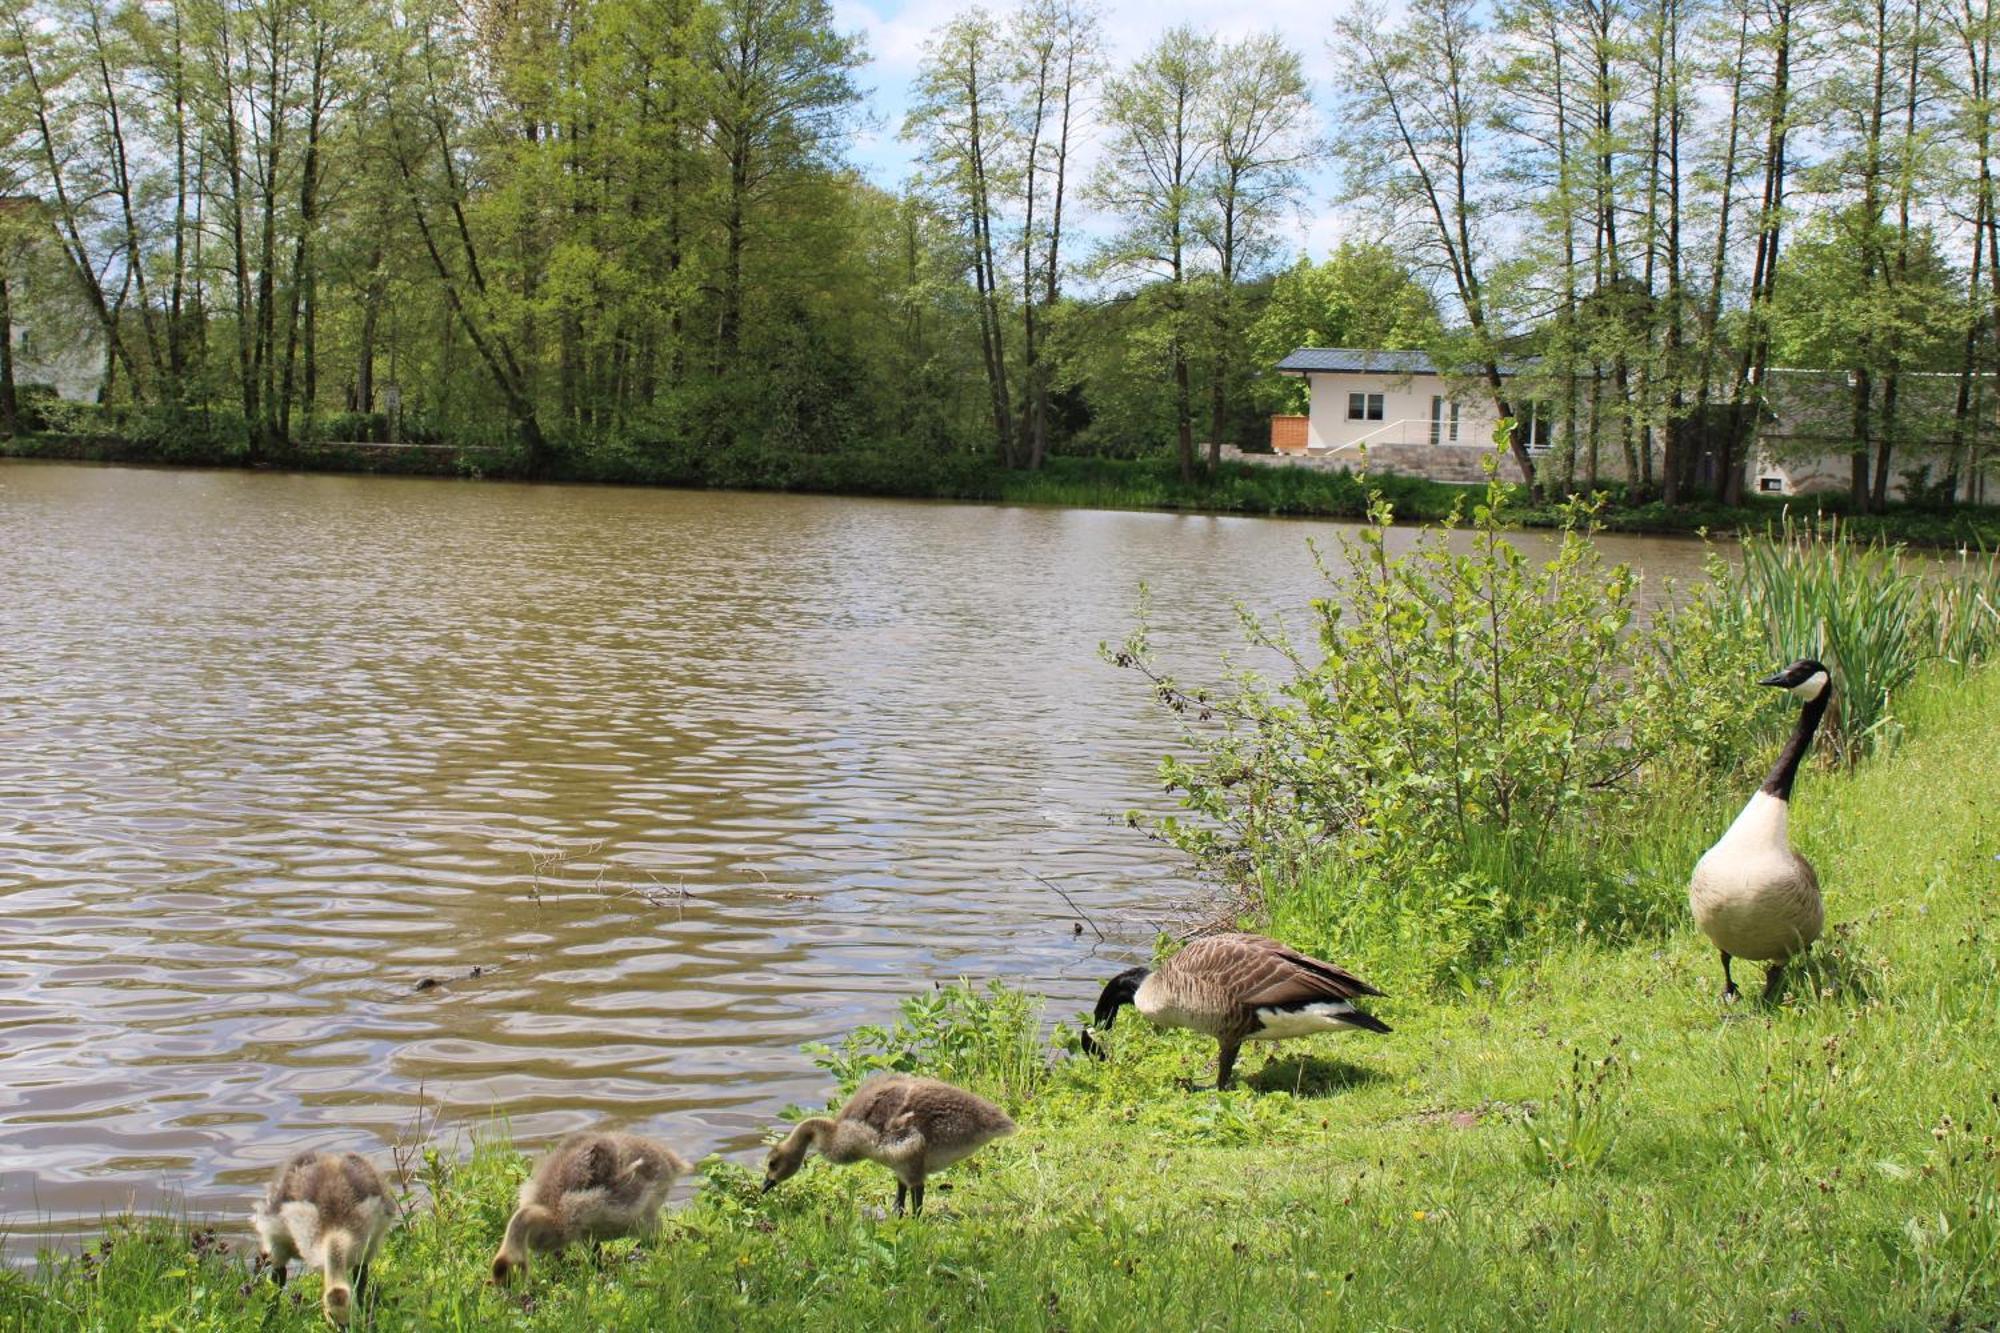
[0,461,1706,1243]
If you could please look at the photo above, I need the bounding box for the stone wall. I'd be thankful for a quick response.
[1221,442,1532,485]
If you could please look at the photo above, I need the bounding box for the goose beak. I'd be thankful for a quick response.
[1756,669,1792,688]
[761,1179,776,1194]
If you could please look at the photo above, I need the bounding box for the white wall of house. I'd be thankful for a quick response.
[1300,372,1504,454]
[11,320,103,403]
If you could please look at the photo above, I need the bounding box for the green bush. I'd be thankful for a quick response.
[803,979,1050,1106]
[1115,450,1774,988]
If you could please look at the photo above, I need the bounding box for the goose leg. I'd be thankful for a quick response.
[1761,961,1787,1004]
[909,1180,925,1217]
[1720,951,1739,1003]
[1215,1040,1241,1091]
[893,1182,907,1216]
[353,1263,369,1307]
[271,1259,287,1290]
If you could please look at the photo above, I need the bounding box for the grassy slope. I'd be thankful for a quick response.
[5,673,1998,1331]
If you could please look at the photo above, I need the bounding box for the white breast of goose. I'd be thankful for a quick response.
[1709,791,1791,857]
[1693,794,1805,908]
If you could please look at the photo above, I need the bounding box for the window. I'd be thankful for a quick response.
[1347,392,1384,422]
[1519,402,1555,450]
[1449,400,1460,443]
[1429,395,1442,444]
[1759,476,1785,493]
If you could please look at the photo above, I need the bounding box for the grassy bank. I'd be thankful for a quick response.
[7,433,1997,546]
[6,667,1995,1329]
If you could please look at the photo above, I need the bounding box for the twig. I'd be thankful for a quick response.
[1032,868,1112,940]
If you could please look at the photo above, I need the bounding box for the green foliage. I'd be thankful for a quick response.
[1768,212,1966,378]
[1731,516,2000,760]
[1114,448,1772,985]
[1245,241,1444,413]
[805,979,1051,1104]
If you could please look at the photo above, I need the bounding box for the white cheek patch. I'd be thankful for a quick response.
[1791,671,1828,702]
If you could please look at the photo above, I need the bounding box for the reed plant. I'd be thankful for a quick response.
[1734,516,2000,760]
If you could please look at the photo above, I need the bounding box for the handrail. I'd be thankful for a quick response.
[1341,417,1426,451]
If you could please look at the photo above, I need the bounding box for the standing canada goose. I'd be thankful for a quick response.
[1689,657,1831,1003]
[1081,932,1390,1090]
[490,1131,691,1284]
[250,1150,394,1327]
[761,1074,1015,1216]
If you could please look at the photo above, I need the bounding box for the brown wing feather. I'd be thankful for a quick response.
[1168,933,1384,1011]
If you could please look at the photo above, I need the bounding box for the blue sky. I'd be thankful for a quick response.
[828,0,1357,262]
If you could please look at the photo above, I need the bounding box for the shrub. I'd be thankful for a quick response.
[803,979,1049,1106]
[1115,447,1773,986]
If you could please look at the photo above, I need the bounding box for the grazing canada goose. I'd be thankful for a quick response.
[490,1131,691,1284]
[761,1074,1015,1216]
[1081,932,1390,1090]
[1689,657,1831,1003]
[250,1151,394,1327]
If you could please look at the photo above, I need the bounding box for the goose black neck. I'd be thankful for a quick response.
[1760,689,1831,799]
[1080,968,1148,1059]
[1091,968,1149,1029]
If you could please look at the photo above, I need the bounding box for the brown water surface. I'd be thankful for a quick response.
[0,461,1708,1242]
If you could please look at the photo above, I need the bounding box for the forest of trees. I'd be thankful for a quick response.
[1,0,1997,509]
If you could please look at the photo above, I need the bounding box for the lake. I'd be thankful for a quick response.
[0,460,1710,1245]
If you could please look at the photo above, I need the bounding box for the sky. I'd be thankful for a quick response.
[826,0,1359,263]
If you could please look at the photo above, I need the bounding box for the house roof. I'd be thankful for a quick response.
[1277,347,1442,375]
[1276,347,1526,377]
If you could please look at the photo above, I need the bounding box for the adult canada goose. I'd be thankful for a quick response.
[1080,932,1391,1090]
[1689,657,1831,1003]
[761,1074,1015,1216]
[490,1131,691,1284]
[250,1151,394,1327]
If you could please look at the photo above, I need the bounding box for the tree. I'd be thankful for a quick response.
[1091,26,1217,483]
[1009,0,1097,470]
[1335,0,1541,496]
[1246,241,1442,413]
[907,10,1017,461]
[704,0,863,373]
[1197,31,1313,469]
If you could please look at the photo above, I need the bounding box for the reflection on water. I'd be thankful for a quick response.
[0,461,1708,1242]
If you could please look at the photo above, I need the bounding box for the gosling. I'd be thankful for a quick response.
[762,1074,1015,1216]
[1081,931,1390,1090]
[1690,657,1831,1003]
[250,1150,394,1327]
[491,1131,691,1283]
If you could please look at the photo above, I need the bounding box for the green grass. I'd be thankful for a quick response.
[7,670,1997,1330]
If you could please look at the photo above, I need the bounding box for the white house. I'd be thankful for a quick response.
[1265,347,1558,483]
[2,196,105,405]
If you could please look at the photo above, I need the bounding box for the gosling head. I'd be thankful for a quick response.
[761,1128,813,1195]
[1080,966,1150,1059]
[322,1279,355,1326]
[489,1204,558,1285]
[1758,658,1831,703]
